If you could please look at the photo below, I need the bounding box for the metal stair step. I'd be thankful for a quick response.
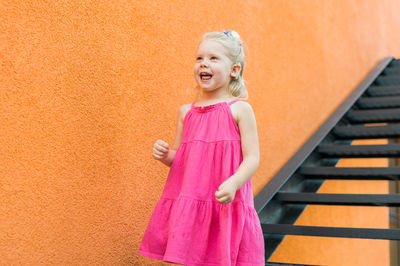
[299,166,400,180]
[390,59,400,67]
[382,67,400,76]
[266,262,319,266]
[317,143,400,158]
[346,108,400,123]
[357,95,400,109]
[367,85,400,96]
[375,75,400,86]
[261,224,400,240]
[276,192,400,206]
[333,124,400,139]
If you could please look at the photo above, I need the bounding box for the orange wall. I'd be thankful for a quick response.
[1,1,400,265]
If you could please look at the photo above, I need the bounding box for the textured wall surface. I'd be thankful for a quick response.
[1,0,400,265]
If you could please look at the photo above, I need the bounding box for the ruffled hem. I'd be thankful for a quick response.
[138,249,264,266]
[138,196,265,266]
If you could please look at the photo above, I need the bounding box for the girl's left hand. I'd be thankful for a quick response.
[215,178,238,204]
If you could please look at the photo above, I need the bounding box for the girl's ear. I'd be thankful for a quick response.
[231,64,241,79]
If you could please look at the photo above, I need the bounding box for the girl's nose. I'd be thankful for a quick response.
[200,59,209,67]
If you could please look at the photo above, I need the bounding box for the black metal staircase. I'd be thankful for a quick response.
[255,57,400,264]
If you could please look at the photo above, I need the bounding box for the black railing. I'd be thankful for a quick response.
[254,57,399,263]
[255,57,394,212]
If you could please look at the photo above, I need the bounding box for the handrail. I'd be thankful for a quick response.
[255,56,395,213]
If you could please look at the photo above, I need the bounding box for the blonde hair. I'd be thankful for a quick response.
[196,30,248,100]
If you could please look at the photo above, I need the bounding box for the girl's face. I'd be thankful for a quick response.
[194,39,235,94]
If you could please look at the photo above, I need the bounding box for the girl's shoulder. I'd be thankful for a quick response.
[232,99,252,112]
[180,103,192,112]
[178,103,192,122]
[232,100,256,122]
[230,99,252,125]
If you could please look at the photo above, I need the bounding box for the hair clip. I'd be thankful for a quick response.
[223,30,232,35]
[239,41,243,47]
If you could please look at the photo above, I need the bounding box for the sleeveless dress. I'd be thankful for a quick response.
[138,99,265,266]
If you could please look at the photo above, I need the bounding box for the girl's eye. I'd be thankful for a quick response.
[196,57,202,61]
[211,56,218,60]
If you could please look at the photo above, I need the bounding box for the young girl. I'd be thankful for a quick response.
[138,30,265,265]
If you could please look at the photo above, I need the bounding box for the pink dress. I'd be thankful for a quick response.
[138,99,265,265]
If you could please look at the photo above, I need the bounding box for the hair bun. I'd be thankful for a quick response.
[223,30,245,49]
[224,30,240,41]
[229,30,241,40]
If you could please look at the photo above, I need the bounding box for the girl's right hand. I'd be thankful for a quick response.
[152,139,169,160]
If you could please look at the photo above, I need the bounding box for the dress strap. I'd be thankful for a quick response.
[228,98,241,105]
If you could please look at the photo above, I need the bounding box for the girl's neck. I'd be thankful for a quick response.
[197,91,233,103]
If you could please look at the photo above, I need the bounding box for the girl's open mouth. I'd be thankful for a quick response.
[200,73,213,81]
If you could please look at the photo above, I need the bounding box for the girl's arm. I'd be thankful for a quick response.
[229,102,260,190]
[158,148,177,167]
[159,104,189,167]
